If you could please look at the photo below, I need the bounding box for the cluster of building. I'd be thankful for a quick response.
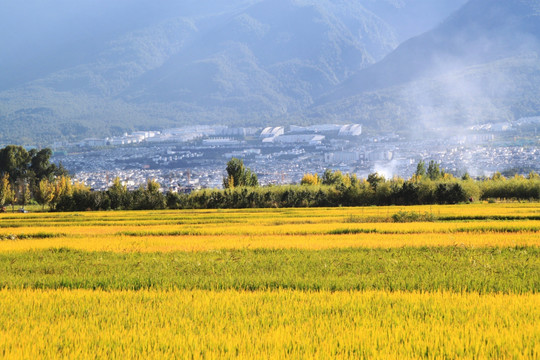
[54,124,363,150]
[260,124,362,145]
[50,119,539,192]
[54,126,260,149]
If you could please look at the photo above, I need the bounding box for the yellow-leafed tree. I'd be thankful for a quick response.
[300,173,320,186]
[35,178,55,209]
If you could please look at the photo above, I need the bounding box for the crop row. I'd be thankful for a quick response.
[0,215,538,236]
[0,289,538,359]
[0,247,537,293]
[1,203,539,225]
[0,232,538,253]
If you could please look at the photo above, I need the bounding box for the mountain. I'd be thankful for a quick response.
[0,0,468,144]
[360,0,468,42]
[0,0,260,90]
[312,0,540,130]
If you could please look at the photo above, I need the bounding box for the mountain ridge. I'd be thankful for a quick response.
[5,0,537,145]
[310,0,540,130]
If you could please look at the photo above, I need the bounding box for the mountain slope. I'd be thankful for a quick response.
[0,0,479,144]
[360,0,467,42]
[0,0,258,90]
[312,0,540,130]
[325,0,540,99]
[120,0,397,114]
[0,0,397,144]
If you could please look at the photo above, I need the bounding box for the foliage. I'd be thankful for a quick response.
[0,145,30,182]
[2,156,539,211]
[391,210,435,222]
[427,160,442,180]
[166,170,535,210]
[18,181,31,208]
[0,145,68,208]
[149,161,533,211]
[435,182,467,204]
[0,146,66,187]
[415,160,426,177]
[480,174,540,200]
[107,177,130,210]
[0,175,11,207]
[131,179,166,210]
[300,173,320,186]
[34,178,55,209]
[223,158,258,189]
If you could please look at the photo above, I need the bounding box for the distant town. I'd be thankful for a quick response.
[50,117,540,192]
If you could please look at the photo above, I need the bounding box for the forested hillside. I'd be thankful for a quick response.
[311,0,540,130]
[0,0,467,145]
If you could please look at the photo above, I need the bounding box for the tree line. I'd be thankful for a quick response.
[0,151,539,212]
[166,160,539,210]
[0,145,68,211]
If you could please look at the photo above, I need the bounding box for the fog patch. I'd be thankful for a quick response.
[373,159,400,178]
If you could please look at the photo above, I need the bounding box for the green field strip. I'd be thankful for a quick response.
[1,247,537,293]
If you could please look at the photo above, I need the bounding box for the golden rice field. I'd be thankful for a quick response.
[0,203,538,252]
[0,290,538,359]
[0,203,538,358]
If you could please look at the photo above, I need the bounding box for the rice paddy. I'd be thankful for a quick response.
[0,203,538,358]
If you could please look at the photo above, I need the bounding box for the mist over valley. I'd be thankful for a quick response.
[0,0,538,182]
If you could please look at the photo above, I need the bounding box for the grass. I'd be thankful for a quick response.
[0,247,537,293]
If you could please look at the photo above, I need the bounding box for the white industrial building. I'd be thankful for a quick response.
[203,138,241,146]
[289,124,362,136]
[109,138,126,146]
[260,127,285,138]
[265,134,325,145]
[324,151,362,163]
[307,124,342,133]
[339,124,362,136]
[79,138,107,147]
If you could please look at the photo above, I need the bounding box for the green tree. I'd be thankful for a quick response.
[50,175,73,210]
[223,158,258,188]
[435,183,467,204]
[0,145,30,183]
[491,172,505,181]
[5,184,16,212]
[14,178,31,209]
[19,182,32,209]
[132,179,166,210]
[367,173,385,191]
[427,160,442,180]
[29,148,55,182]
[321,170,345,186]
[415,160,426,178]
[107,177,129,210]
[527,171,539,180]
